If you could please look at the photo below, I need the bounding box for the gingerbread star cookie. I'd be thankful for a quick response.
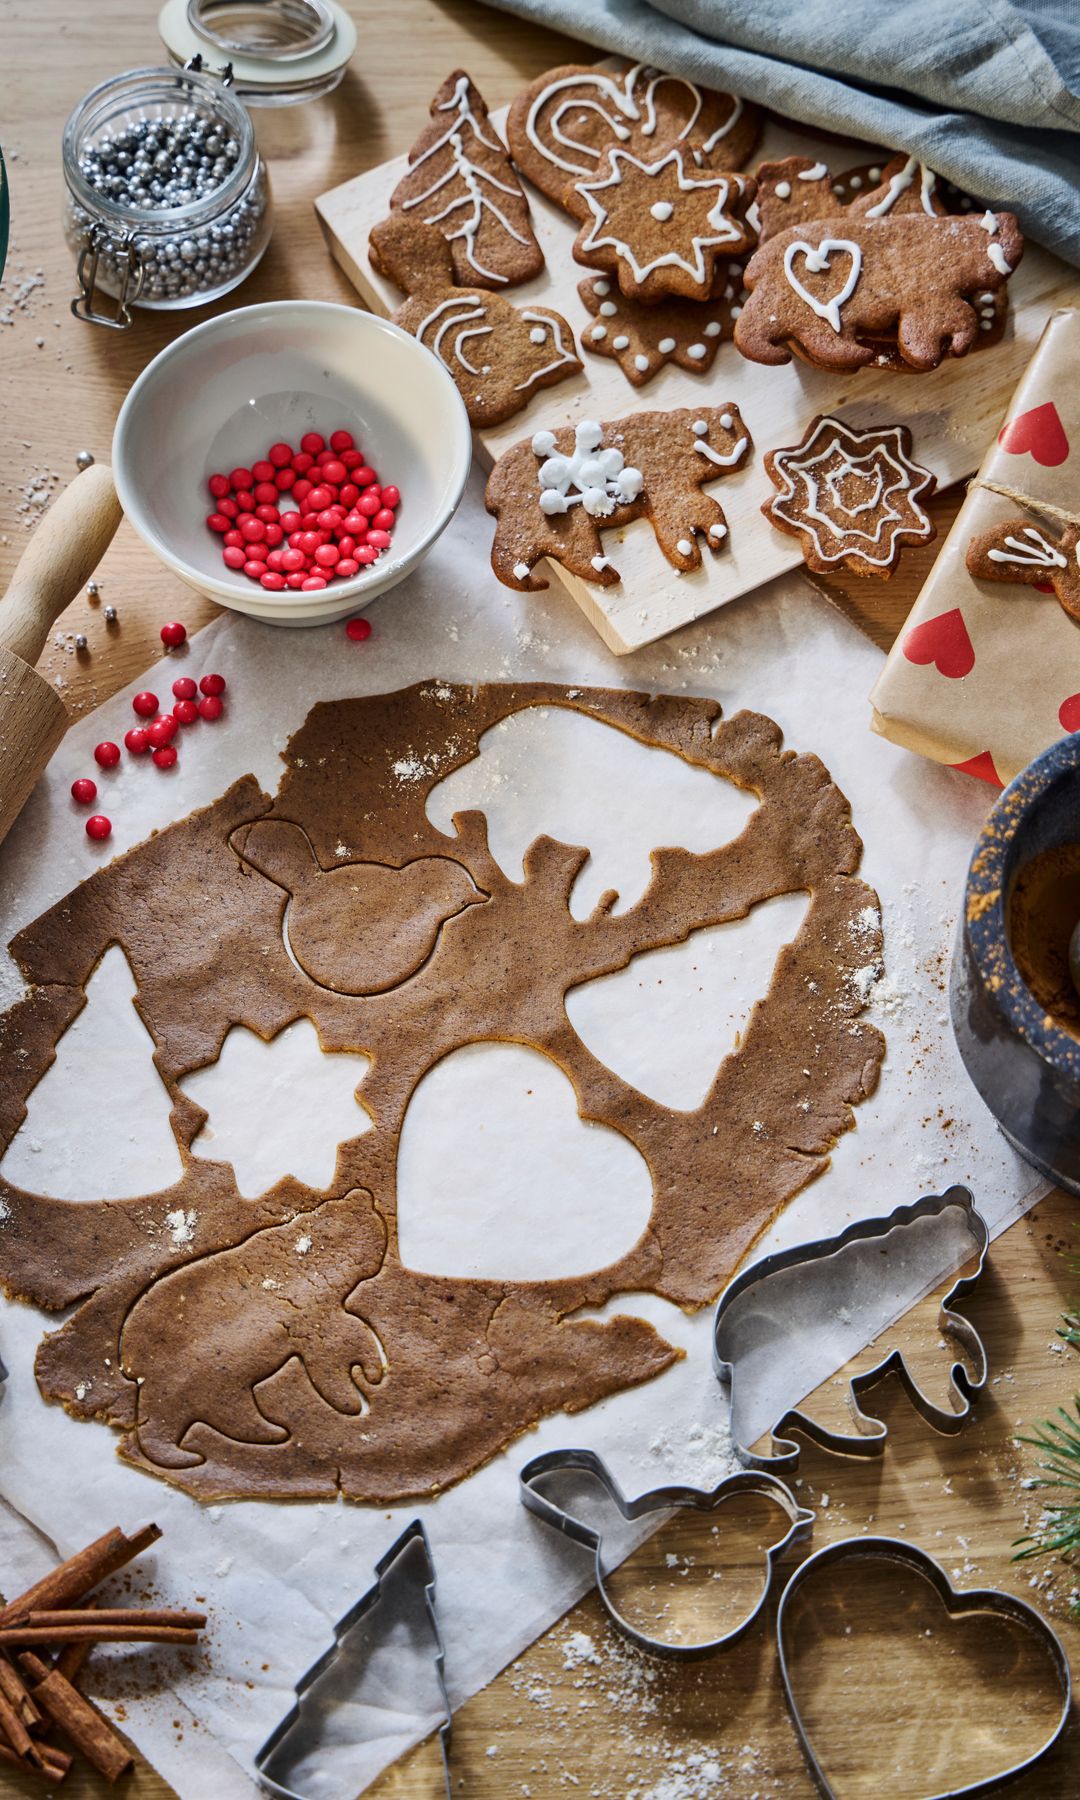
[506,61,760,208]
[564,141,755,304]
[370,215,581,428]
[762,415,937,579]
[486,407,750,590]
[967,517,1080,623]
[389,69,544,289]
[577,269,746,386]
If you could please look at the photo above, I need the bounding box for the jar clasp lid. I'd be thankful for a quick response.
[71,224,145,331]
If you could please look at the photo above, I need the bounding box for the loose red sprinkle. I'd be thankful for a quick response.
[152,745,178,769]
[132,691,158,717]
[300,432,325,455]
[148,715,178,748]
[268,441,293,468]
[200,673,227,696]
[86,814,112,840]
[160,621,187,648]
[71,777,97,803]
[94,741,121,768]
[345,616,372,642]
[198,694,224,720]
[173,676,197,700]
[125,727,150,754]
[208,473,231,499]
[173,698,199,724]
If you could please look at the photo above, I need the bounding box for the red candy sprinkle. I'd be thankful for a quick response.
[200,672,227,696]
[172,676,197,699]
[160,621,187,648]
[132,691,158,717]
[223,546,246,569]
[152,745,178,769]
[125,727,150,754]
[330,429,355,453]
[381,485,400,509]
[174,698,199,724]
[268,442,293,468]
[86,815,112,840]
[148,715,178,748]
[345,616,372,642]
[300,432,325,455]
[94,741,121,768]
[198,694,224,720]
[229,467,254,490]
[207,513,230,533]
[71,777,97,803]
[252,461,275,483]
[208,473,230,499]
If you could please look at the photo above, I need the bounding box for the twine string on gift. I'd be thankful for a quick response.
[974,479,1080,530]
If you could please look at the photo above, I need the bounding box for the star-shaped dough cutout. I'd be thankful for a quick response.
[762,415,936,580]
[565,142,755,304]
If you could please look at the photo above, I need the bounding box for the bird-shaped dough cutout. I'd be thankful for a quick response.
[232,819,485,996]
[369,213,581,429]
[967,516,1080,623]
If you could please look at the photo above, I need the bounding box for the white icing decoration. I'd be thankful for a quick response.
[591,554,610,572]
[708,521,727,539]
[687,343,706,359]
[863,154,938,219]
[775,181,791,199]
[694,433,748,468]
[534,420,643,518]
[692,420,708,435]
[868,167,882,181]
[593,279,611,295]
[529,326,546,343]
[513,561,531,579]
[523,64,737,176]
[729,304,742,318]
[704,320,721,337]
[783,238,862,334]
[599,300,618,316]
[658,336,676,352]
[987,526,1067,569]
[573,145,746,288]
[979,210,999,232]
[987,242,1012,275]
[768,416,933,566]
[634,354,649,370]
[532,430,557,455]
[977,291,994,303]
[415,297,493,375]
[849,176,862,190]
[402,72,531,285]
[613,334,630,349]
[980,320,994,330]
[798,163,828,181]
[719,412,733,428]
[650,200,674,221]
[677,538,694,555]
[745,199,761,236]
[514,311,579,391]
[591,323,607,340]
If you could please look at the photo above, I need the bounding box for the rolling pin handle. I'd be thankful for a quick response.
[0,463,122,668]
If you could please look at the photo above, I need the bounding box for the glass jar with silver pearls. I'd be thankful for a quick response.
[62,67,271,328]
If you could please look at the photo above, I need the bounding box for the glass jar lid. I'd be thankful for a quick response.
[157,0,356,104]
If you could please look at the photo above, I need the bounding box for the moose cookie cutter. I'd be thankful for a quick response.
[713,1185,990,1471]
[519,1445,814,1659]
[777,1535,1073,1800]
[255,1518,452,1800]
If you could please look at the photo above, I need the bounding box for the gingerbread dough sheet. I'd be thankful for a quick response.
[1,684,882,1503]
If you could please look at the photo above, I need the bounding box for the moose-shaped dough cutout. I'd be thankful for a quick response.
[232,819,485,996]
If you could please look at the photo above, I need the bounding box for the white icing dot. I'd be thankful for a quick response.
[730,305,742,318]
[593,280,610,296]
[529,326,546,344]
[692,420,709,435]
[591,324,607,340]
[849,175,863,189]
[650,201,674,222]
[531,431,557,456]
[539,489,569,515]
[677,538,694,556]
[980,318,993,330]
[513,561,530,580]
[775,181,791,199]
[719,412,733,428]
[869,166,882,181]
[687,343,706,360]
[709,522,728,540]
[613,123,631,141]
[723,284,735,300]
[978,291,994,304]
[612,334,630,350]
[591,555,609,572]
[599,301,618,317]
[633,354,649,371]
[704,320,721,337]
[657,337,676,353]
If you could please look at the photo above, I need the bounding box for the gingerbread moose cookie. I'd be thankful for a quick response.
[967,517,1080,623]
[370,215,581,428]
[486,407,751,590]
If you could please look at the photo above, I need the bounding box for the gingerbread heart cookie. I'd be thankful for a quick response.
[486,407,751,590]
[564,141,755,304]
[967,517,1080,623]
[389,69,544,289]
[578,269,746,387]
[370,214,581,428]
[762,415,937,578]
[506,61,759,209]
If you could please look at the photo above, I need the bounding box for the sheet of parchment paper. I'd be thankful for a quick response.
[0,469,1043,1799]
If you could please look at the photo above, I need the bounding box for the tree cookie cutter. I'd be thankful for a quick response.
[713,1185,990,1471]
[519,1445,814,1659]
[254,1518,451,1800]
[777,1535,1073,1800]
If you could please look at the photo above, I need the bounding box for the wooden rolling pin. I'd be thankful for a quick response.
[0,464,122,849]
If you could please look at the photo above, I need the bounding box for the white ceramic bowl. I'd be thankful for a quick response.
[112,301,473,625]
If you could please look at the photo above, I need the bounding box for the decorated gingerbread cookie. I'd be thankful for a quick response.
[577,269,746,386]
[967,517,1080,623]
[563,141,755,304]
[370,215,581,428]
[506,61,759,209]
[389,69,544,288]
[762,415,937,579]
[734,198,1023,372]
[486,407,751,589]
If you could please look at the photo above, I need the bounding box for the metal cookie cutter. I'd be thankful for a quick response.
[255,1518,451,1800]
[519,1446,814,1659]
[713,1185,990,1472]
[777,1535,1072,1800]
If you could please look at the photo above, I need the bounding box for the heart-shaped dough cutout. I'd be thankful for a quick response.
[783,238,863,333]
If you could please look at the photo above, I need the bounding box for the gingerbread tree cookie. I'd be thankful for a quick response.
[967,517,1080,623]
[564,142,755,304]
[578,270,746,387]
[762,415,937,579]
[370,215,581,429]
[389,70,544,288]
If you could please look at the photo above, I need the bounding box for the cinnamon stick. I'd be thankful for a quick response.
[0,1624,200,1647]
[0,1680,36,1760]
[18,1607,206,1632]
[54,1640,92,1685]
[0,1651,41,1729]
[0,1524,161,1627]
[18,1656,132,1784]
[0,1737,72,1782]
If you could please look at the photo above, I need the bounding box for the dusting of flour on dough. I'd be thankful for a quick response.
[295,1234,313,1255]
[166,1208,197,1249]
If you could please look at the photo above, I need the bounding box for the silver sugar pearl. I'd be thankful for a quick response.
[75,449,95,471]
[85,579,100,599]
[74,633,88,651]
[104,605,118,623]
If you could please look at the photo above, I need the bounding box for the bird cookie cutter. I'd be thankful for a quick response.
[519,1445,814,1659]
[254,1518,452,1800]
[713,1185,990,1471]
[777,1535,1072,1800]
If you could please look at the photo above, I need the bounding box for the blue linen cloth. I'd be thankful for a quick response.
[481,0,1080,264]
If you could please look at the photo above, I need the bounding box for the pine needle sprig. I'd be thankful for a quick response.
[1014,1399,1080,1573]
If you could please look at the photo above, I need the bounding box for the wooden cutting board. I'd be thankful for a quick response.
[315,87,1080,655]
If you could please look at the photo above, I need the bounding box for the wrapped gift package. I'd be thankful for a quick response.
[870,308,1080,787]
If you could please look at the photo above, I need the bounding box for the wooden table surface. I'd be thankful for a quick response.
[1,2,1075,1795]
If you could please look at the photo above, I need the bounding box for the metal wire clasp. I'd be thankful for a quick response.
[71,224,144,330]
[184,52,235,87]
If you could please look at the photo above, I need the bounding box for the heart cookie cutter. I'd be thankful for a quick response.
[777,1535,1073,1800]
[254,1518,451,1800]
[713,1185,990,1471]
[519,1445,815,1658]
